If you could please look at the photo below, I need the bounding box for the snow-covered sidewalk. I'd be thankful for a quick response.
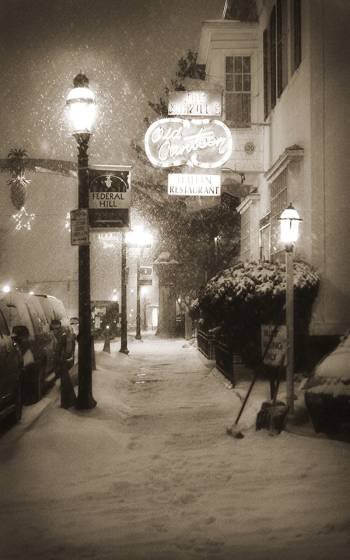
[0,334,349,560]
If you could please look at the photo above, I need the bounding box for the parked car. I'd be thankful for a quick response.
[34,294,70,327]
[33,294,76,364]
[0,291,56,403]
[0,301,23,424]
[304,331,350,434]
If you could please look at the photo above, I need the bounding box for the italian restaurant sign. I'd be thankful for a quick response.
[168,173,221,196]
[144,118,232,169]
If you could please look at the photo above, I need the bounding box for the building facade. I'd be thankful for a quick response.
[198,0,350,345]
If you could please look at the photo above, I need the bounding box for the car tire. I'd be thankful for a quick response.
[7,383,23,425]
[33,366,43,403]
[23,363,42,404]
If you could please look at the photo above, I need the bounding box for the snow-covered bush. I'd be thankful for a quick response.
[197,260,320,366]
[188,298,200,321]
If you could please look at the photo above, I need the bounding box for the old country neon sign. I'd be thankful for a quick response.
[144,118,232,169]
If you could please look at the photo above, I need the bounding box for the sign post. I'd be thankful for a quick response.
[261,324,287,367]
[70,209,89,246]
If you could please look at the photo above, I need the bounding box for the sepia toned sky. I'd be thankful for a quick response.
[0,0,224,165]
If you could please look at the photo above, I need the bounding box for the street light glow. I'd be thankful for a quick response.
[279,203,301,246]
[126,225,153,248]
[66,73,96,135]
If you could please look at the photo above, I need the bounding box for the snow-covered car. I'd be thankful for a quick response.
[304,331,350,434]
[0,292,56,403]
[34,294,76,365]
[0,301,23,425]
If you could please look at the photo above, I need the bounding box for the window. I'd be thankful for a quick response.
[263,29,269,119]
[6,305,22,328]
[264,0,293,119]
[270,6,277,110]
[277,0,288,96]
[225,55,251,126]
[270,168,288,255]
[0,310,10,336]
[240,208,250,260]
[259,213,271,261]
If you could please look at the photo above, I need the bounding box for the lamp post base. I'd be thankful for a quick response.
[75,393,97,410]
[119,347,129,355]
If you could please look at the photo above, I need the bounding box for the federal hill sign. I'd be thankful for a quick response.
[88,165,131,230]
[144,117,232,169]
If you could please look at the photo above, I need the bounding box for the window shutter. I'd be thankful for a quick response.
[277,0,283,97]
[270,6,277,109]
[293,0,302,70]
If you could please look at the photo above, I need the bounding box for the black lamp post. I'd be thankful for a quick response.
[66,73,97,409]
[279,203,302,415]
[119,231,129,354]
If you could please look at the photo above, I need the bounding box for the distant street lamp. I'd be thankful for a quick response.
[119,232,129,354]
[126,226,153,340]
[279,203,302,415]
[66,73,97,409]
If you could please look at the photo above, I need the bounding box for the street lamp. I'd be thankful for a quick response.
[66,73,97,409]
[119,232,129,354]
[126,226,153,340]
[279,203,302,415]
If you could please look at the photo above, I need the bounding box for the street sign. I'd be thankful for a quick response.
[261,324,287,367]
[88,165,131,231]
[139,266,153,286]
[70,209,89,245]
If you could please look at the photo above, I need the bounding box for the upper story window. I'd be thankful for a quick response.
[264,0,301,119]
[225,55,251,127]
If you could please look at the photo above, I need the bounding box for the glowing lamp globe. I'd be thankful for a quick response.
[126,226,153,248]
[279,203,301,246]
[66,73,96,135]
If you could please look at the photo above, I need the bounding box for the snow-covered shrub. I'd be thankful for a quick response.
[188,298,200,321]
[197,260,320,366]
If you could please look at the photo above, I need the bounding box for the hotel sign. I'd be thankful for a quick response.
[168,91,222,117]
[145,118,232,169]
[88,165,131,230]
[168,173,221,196]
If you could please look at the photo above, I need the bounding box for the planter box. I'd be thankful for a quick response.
[197,329,216,360]
[214,340,235,385]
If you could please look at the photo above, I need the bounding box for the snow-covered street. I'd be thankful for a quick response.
[1,335,349,560]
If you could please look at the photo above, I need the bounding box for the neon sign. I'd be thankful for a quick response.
[144,118,232,169]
